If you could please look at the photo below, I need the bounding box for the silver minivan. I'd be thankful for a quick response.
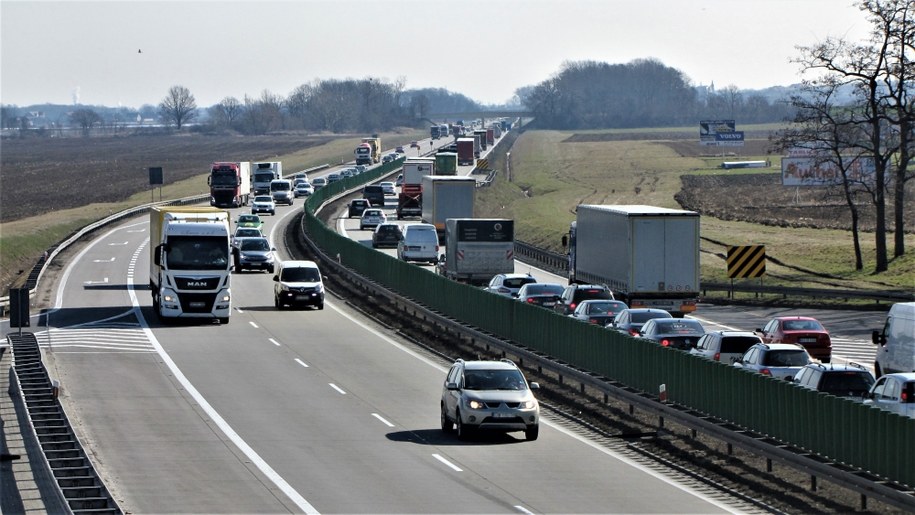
[397,223,439,263]
[872,302,915,377]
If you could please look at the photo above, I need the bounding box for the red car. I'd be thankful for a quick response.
[755,316,832,363]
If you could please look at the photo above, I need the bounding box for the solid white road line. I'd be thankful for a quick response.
[432,454,462,472]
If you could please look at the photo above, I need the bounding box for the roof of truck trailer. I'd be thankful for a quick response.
[578,205,698,216]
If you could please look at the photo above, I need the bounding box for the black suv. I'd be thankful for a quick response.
[553,284,613,315]
[348,199,370,218]
[793,362,875,400]
[362,184,386,207]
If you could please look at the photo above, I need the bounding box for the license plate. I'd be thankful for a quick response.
[295,294,312,300]
[492,412,513,418]
[799,337,817,343]
[189,302,205,308]
[543,301,556,307]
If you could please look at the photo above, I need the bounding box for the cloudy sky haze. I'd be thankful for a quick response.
[1,0,872,109]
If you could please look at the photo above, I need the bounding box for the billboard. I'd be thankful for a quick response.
[699,120,743,146]
[781,156,876,186]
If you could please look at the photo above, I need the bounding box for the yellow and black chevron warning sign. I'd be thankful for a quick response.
[475,158,489,170]
[727,245,766,278]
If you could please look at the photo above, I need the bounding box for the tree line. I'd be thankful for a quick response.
[517,58,795,129]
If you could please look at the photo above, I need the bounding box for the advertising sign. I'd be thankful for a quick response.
[699,120,740,146]
[781,156,876,186]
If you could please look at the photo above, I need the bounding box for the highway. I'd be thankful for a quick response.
[6,130,887,513]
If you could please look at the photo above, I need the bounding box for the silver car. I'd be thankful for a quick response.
[440,359,540,441]
[733,343,811,381]
[864,372,915,418]
[233,237,275,273]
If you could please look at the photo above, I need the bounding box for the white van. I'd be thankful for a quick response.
[270,179,294,205]
[872,302,915,377]
[273,260,324,310]
[397,223,439,263]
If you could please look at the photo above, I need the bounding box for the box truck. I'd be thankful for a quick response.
[421,175,475,232]
[437,218,514,285]
[252,161,283,195]
[564,205,700,317]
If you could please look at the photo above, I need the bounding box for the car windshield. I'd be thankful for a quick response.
[504,277,535,288]
[819,372,875,396]
[783,319,824,331]
[763,350,809,367]
[585,301,621,315]
[653,320,705,334]
[255,196,272,202]
[238,216,258,224]
[720,336,761,353]
[235,229,259,237]
[463,369,527,391]
[632,311,670,323]
[281,267,320,282]
[525,284,564,295]
[240,239,270,251]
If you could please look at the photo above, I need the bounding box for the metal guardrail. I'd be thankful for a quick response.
[8,332,121,514]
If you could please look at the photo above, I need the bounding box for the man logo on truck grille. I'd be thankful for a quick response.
[186,281,208,288]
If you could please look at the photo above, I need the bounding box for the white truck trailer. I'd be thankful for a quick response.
[421,175,475,232]
[149,206,232,324]
[565,204,700,317]
[438,218,514,285]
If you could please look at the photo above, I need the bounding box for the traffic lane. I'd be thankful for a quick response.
[160,288,521,513]
[41,218,150,327]
[40,219,299,514]
[205,279,735,514]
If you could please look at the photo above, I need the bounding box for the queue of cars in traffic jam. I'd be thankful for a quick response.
[475,273,915,419]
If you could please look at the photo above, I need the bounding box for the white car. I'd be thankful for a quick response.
[380,181,396,195]
[359,208,386,230]
[864,372,915,418]
[294,181,313,197]
[312,177,327,189]
[250,195,276,215]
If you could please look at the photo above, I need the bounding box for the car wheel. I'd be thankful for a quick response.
[218,317,229,325]
[525,424,539,441]
[274,295,281,309]
[268,265,274,274]
[456,409,471,440]
[440,403,454,433]
[317,302,324,310]
[875,362,883,379]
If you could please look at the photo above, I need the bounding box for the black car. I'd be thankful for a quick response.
[553,284,613,315]
[362,185,386,207]
[372,223,403,248]
[516,283,565,309]
[638,317,706,350]
[610,308,672,336]
[348,199,371,218]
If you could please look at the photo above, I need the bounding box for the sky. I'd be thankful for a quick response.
[1,0,873,109]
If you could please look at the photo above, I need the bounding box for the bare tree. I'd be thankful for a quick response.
[209,96,243,128]
[786,0,914,272]
[69,108,102,136]
[158,85,197,129]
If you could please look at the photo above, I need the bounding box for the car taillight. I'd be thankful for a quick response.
[629,329,639,336]
[760,368,772,376]
[589,318,599,324]
[570,303,577,310]
[526,298,535,304]
[660,339,671,347]
[713,352,720,361]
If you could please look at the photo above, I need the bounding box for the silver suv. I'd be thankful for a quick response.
[440,359,540,441]
[793,362,875,400]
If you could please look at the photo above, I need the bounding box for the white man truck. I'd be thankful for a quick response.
[564,205,699,317]
[421,175,475,232]
[437,218,514,285]
[208,161,251,208]
[149,206,233,324]
[252,161,283,195]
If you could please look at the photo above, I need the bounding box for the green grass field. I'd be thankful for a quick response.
[475,127,914,293]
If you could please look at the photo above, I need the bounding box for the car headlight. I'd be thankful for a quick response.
[467,399,485,410]
[519,399,537,409]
